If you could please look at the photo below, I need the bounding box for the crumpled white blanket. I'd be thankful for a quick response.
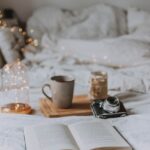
[58,37,150,68]
[127,7,150,33]
[27,3,127,41]
[22,31,150,94]
[23,5,150,94]
[24,52,150,94]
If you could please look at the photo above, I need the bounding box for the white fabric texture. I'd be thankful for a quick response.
[27,4,127,41]
[127,7,150,33]
[58,38,150,67]
[25,5,150,94]
[0,28,20,63]
[22,26,150,94]
[22,43,150,94]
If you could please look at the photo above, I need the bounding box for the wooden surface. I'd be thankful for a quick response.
[40,95,92,117]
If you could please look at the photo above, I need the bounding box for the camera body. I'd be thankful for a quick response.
[91,96,127,119]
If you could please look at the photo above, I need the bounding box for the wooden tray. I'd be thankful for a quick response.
[40,95,92,117]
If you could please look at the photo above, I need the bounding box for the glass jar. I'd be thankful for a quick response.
[0,60,31,114]
[89,71,108,100]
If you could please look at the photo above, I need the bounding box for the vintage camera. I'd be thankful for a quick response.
[91,96,127,119]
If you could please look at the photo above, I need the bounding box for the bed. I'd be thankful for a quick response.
[1,0,150,150]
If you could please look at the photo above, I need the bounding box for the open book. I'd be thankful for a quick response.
[24,119,132,150]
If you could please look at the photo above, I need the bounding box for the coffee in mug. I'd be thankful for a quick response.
[42,75,75,109]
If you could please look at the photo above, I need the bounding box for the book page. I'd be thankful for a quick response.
[24,123,79,150]
[69,120,131,150]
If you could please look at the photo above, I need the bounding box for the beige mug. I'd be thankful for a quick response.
[42,75,75,109]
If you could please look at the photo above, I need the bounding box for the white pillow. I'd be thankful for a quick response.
[0,28,20,63]
[27,6,68,41]
[27,4,127,41]
[61,4,127,39]
[58,38,150,68]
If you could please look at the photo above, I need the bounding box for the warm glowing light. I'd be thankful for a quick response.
[33,39,39,46]
[30,29,34,34]
[19,28,23,32]
[3,64,10,72]
[22,31,27,36]
[26,38,33,43]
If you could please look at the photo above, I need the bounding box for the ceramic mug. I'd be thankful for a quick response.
[42,75,75,109]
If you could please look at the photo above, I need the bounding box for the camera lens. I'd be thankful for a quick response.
[102,96,120,113]
[107,96,119,106]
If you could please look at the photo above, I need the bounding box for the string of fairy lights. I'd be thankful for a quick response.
[2,60,29,103]
[0,9,34,104]
[0,9,39,51]
[0,10,7,28]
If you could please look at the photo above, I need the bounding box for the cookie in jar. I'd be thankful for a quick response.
[89,71,108,101]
